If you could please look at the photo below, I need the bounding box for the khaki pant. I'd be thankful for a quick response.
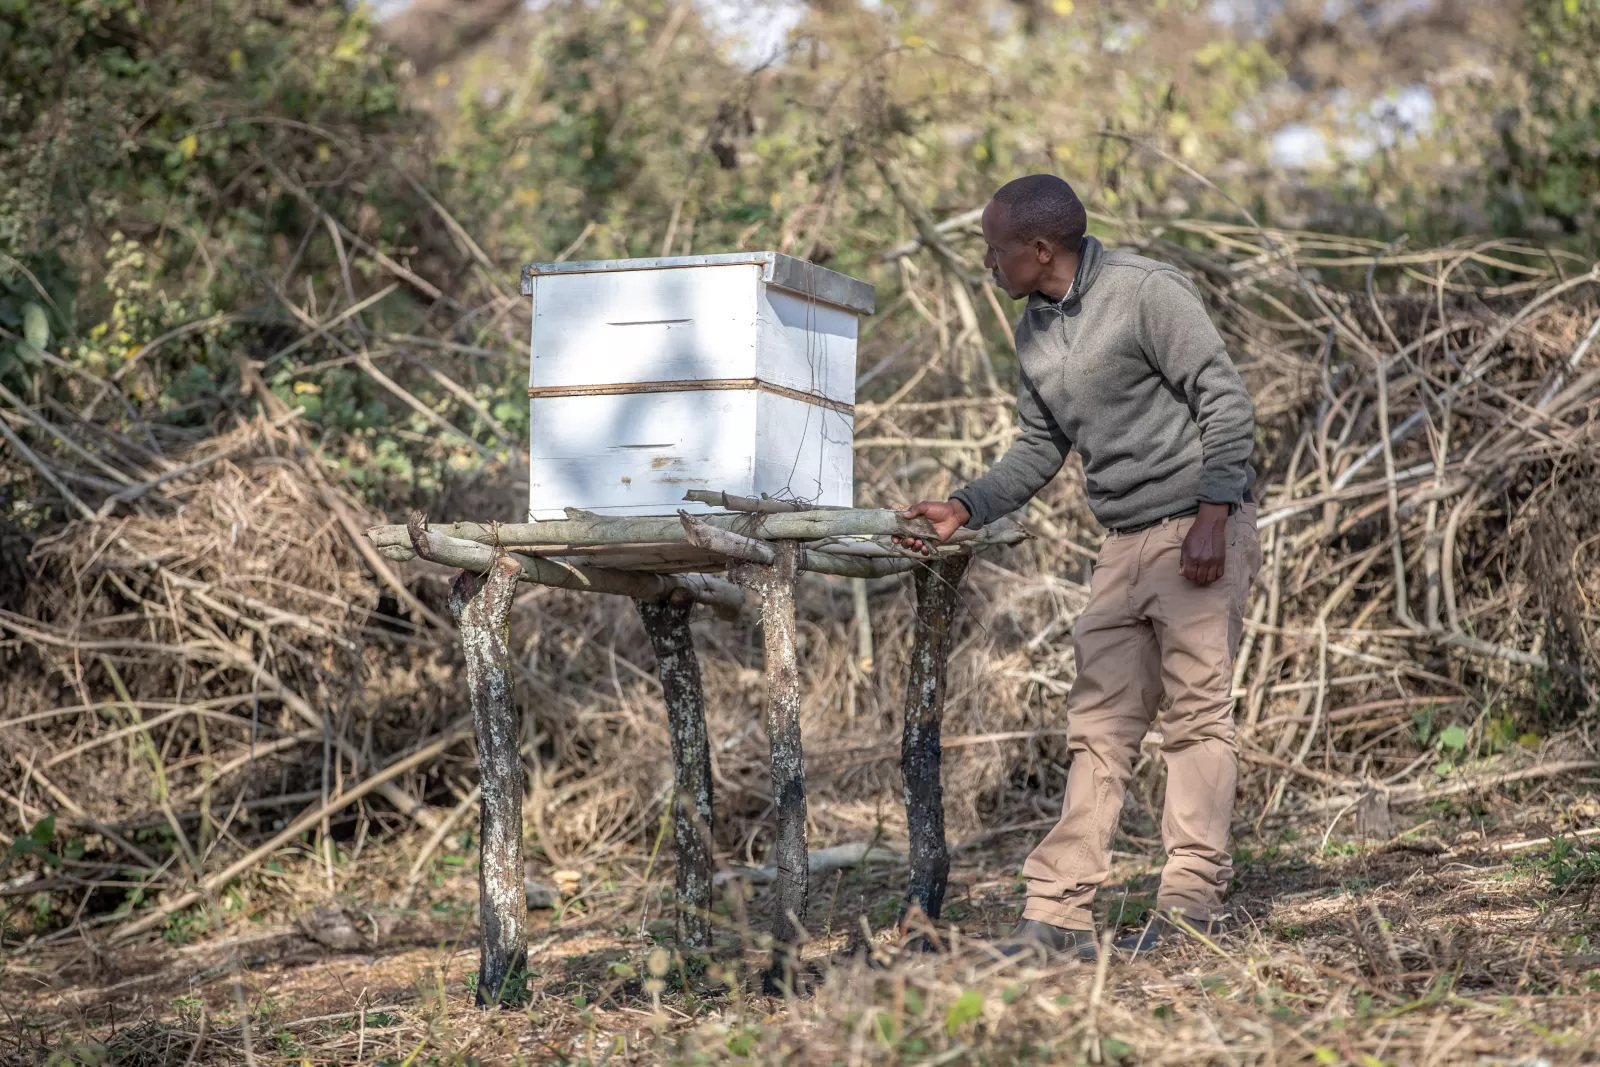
[1022,505,1261,930]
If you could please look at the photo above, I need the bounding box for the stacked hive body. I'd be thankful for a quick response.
[521,252,875,520]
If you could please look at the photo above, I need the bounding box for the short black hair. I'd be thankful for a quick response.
[991,174,1087,250]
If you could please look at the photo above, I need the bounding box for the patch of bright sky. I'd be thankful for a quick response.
[1208,0,1282,31]
[1212,0,1436,30]
[699,0,808,67]
[1268,83,1436,168]
[1208,0,1442,167]
[367,0,810,70]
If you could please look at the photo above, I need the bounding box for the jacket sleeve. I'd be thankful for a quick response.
[1137,269,1255,506]
[949,367,1072,529]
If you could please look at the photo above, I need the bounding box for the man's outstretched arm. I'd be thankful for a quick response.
[899,371,1071,551]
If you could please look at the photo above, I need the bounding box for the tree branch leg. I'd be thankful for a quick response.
[732,541,808,987]
[900,555,969,934]
[449,556,526,1009]
[635,594,714,953]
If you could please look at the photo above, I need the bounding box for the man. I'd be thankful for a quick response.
[900,174,1260,960]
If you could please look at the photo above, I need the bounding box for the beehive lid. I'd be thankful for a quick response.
[519,251,876,316]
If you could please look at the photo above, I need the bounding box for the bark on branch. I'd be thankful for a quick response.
[635,597,715,951]
[449,555,527,1009]
[731,542,809,988]
[676,510,947,579]
[875,157,975,281]
[900,556,969,927]
[682,490,846,513]
[680,510,775,564]
[370,508,939,551]
[401,516,746,616]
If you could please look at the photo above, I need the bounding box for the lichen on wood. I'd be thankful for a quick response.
[900,555,970,928]
[369,508,939,552]
[731,541,808,985]
[394,522,747,615]
[447,551,527,1009]
[634,594,715,951]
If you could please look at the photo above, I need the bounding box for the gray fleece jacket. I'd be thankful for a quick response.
[951,236,1255,532]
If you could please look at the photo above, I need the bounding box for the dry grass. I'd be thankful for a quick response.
[2,795,1597,1064]
[3,215,1599,1063]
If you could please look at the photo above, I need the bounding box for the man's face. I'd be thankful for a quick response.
[982,201,1049,299]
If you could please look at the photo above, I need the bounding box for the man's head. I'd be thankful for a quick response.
[981,174,1087,300]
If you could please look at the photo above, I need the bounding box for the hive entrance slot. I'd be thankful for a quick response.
[606,317,694,326]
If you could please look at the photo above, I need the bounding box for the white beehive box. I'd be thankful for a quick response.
[520,252,875,520]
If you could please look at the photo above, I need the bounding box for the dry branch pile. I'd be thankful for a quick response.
[846,219,1600,843]
[0,413,482,939]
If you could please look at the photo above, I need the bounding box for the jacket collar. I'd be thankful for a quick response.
[1025,235,1104,316]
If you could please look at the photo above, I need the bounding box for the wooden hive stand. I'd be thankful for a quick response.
[369,492,1024,1005]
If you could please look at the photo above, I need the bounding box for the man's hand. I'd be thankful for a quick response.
[1179,501,1231,584]
[895,499,971,555]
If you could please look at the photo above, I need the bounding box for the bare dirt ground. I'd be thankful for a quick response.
[4,794,1596,1066]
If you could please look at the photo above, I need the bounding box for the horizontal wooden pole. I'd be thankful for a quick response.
[367,508,939,553]
[802,553,922,580]
[680,511,774,564]
[805,517,1028,558]
[400,523,747,616]
[681,490,847,514]
[385,522,925,583]
[372,512,1024,585]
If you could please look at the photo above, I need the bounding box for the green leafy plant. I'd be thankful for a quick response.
[724,1026,761,1057]
[1111,894,1153,928]
[162,907,207,945]
[1482,0,1600,244]
[1520,837,1600,903]
[4,816,62,872]
[39,1042,109,1067]
[1433,723,1470,776]
[0,253,77,390]
[1102,1036,1135,1062]
[464,964,534,1008]
[169,994,204,1019]
[1411,706,1438,746]
[944,989,983,1034]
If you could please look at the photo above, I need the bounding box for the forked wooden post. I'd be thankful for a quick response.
[731,540,808,983]
[634,594,715,951]
[900,555,970,927]
[447,555,527,1008]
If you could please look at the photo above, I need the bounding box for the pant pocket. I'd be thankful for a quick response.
[1224,542,1255,659]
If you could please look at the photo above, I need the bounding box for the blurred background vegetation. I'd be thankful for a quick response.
[4,9,1600,1055]
[3,0,1596,527]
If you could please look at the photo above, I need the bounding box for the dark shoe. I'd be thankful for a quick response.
[997,919,1098,962]
[1114,914,1224,955]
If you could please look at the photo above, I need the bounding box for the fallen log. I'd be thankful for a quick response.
[716,842,908,885]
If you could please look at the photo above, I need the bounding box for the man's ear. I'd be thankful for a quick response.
[1034,237,1053,263]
